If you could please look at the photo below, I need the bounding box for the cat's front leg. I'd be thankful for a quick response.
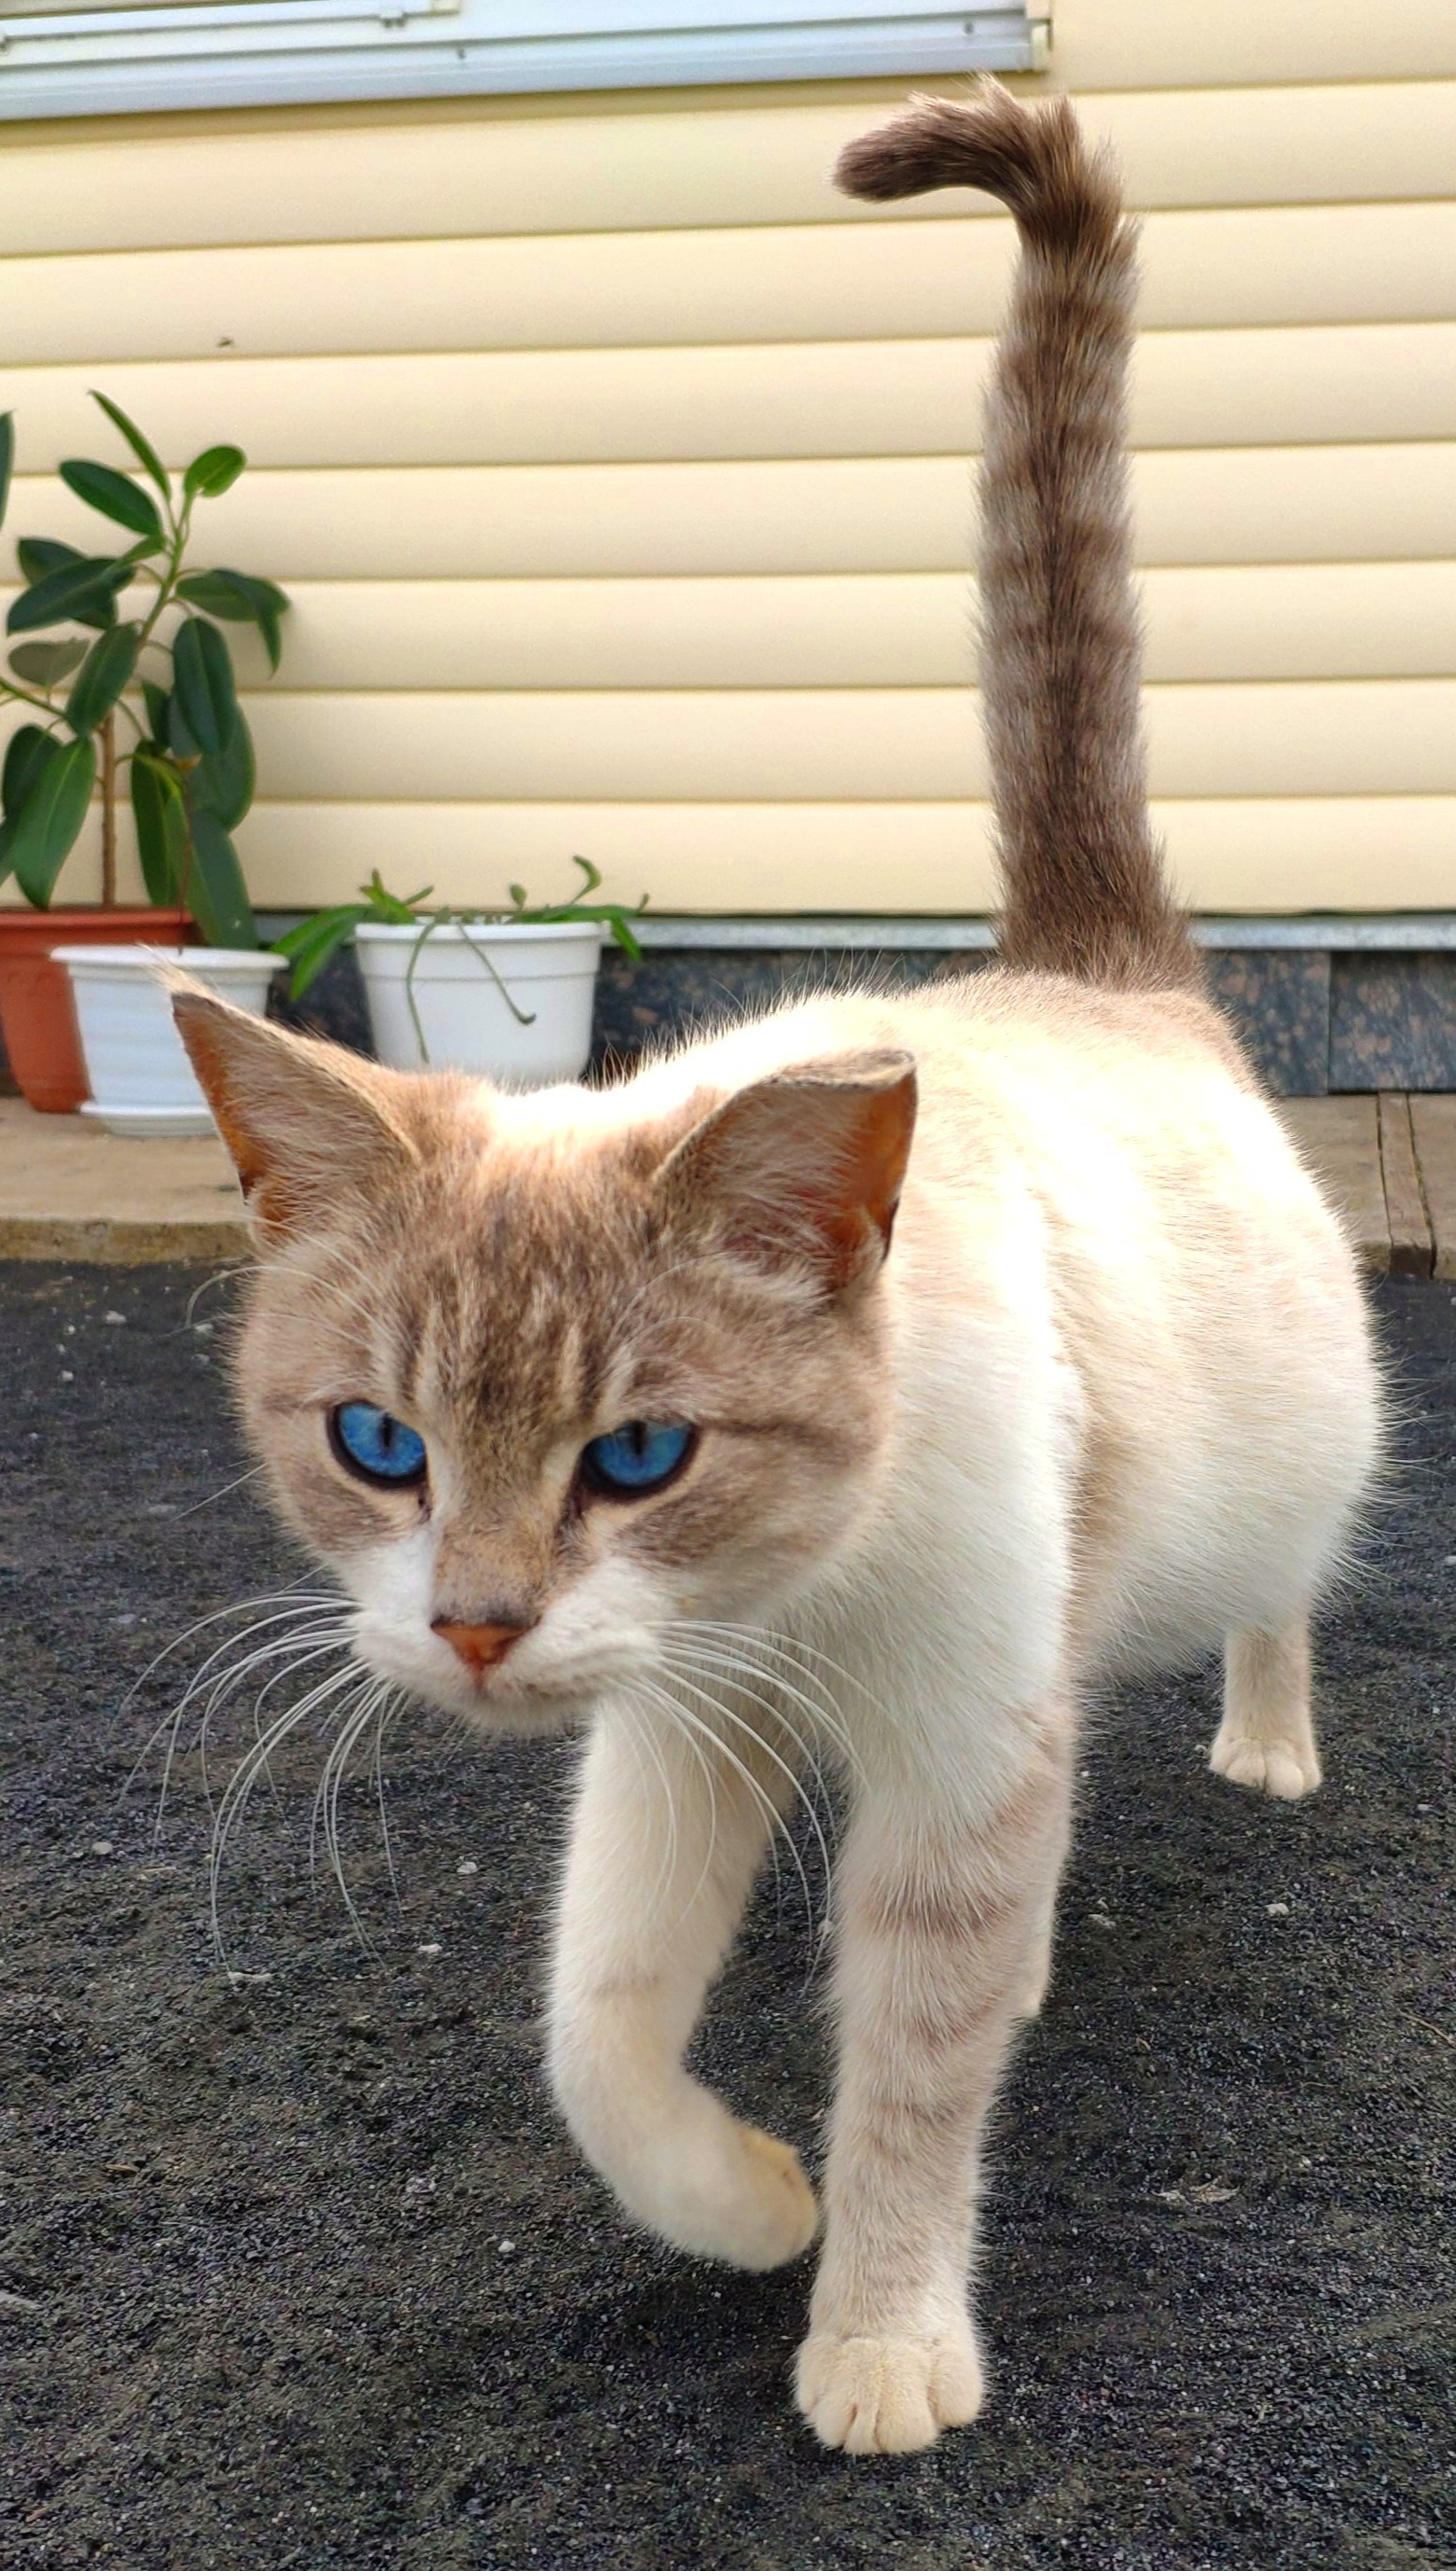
[797,1717,1072,2453]
[547,1700,818,2272]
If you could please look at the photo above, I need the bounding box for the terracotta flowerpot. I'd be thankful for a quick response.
[0,908,194,1113]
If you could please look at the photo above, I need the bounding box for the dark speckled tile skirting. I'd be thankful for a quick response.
[230,921,1456,1099]
[594,943,1456,1097]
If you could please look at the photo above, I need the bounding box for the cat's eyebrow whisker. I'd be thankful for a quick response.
[172,1462,270,1519]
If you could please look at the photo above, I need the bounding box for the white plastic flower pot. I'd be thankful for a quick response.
[53,944,282,1139]
[354,920,603,1085]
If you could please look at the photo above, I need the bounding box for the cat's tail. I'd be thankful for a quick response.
[836,81,1198,990]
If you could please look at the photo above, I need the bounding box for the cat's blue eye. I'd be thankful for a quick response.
[580,1420,695,1499]
[330,1402,428,1488]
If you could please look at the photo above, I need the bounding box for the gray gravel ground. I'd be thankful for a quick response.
[0,1260,1452,2571]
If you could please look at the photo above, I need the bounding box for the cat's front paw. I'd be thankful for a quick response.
[1209,1724,1321,1800]
[795,2326,984,2454]
[632,2105,818,2272]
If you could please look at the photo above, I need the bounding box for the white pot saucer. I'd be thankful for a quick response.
[79,1101,216,1140]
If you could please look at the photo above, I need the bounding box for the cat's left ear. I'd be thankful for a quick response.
[173,984,422,1244]
[656,1048,917,1296]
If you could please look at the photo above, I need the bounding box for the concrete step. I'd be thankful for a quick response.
[0,1088,1451,1273]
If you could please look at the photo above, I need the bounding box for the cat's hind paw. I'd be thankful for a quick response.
[795,2327,984,2454]
[1209,1724,1321,1800]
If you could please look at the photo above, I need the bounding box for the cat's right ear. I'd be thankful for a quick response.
[173,987,419,1244]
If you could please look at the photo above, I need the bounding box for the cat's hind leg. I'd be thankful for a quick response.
[547,1697,818,2272]
[1209,1617,1321,1800]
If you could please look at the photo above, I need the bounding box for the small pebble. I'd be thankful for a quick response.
[59,1370,74,1383]
[417,1942,442,1959]
[90,1840,114,1857]
[103,1312,126,1327]
[456,1861,478,1878]
[113,1613,137,1629]
[497,2240,516,2256]
[1266,1900,1290,1917]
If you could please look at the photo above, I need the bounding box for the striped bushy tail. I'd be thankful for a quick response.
[836,80,1198,990]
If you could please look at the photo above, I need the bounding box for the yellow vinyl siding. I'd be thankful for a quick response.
[1,0,1452,917]
[6,563,1450,689]
[1,81,1454,253]
[31,798,1456,920]
[9,326,1456,471]
[11,447,1452,577]
[12,202,1456,363]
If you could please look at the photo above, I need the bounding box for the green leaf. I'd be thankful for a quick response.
[17,537,81,584]
[90,390,170,502]
[191,702,254,830]
[60,459,164,545]
[167,692,200,760]
[183,444,245,502]
[3,722,59,823]
[0,724,58,884]
[171,615,237,757]
[0,415,12,535]
[130,751,188,906]
[7,554,131,635]
[8,637,87,688]
[64,622,140,736]
[185,803,257,949]
[176,568,289,674]
[141,678,171,744]
[8,732,94,907]
[274,904,369,998]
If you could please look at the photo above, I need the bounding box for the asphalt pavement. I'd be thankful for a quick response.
[1,1261,1451,2571]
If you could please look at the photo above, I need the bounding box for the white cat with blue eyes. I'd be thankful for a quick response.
[172,86,1380,2456]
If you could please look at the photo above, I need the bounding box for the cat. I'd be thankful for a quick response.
[173,80,1380,2453]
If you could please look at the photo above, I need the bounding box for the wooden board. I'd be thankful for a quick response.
[1378,1093,1435,1276]
[1281,1096,1389,1273]
[1409,1096,1456,1285]
[7,324,1456,475]
[10,200,1456,368]
[11,445,1456,580]
[2,82,1454,257]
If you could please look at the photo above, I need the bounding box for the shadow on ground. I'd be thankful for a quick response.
[0,1266,1451,2571]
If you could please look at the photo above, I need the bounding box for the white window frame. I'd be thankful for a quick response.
[0,1,1050,121]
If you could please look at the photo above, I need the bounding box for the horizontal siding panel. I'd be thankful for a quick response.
[27,564,1447,692]
[7,326,1456,472]
[12,202,1456,367]
[21,797,1456,920]
[28,680,1434,801]
[1053,0,1456,92]
[1,84,1453,256]
[8,446,1445,580]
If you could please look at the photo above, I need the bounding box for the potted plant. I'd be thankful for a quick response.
[279,859,647,1087]
[0,393,287,1122]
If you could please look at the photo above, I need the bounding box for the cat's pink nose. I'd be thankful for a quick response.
[432,1619,529,1677]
